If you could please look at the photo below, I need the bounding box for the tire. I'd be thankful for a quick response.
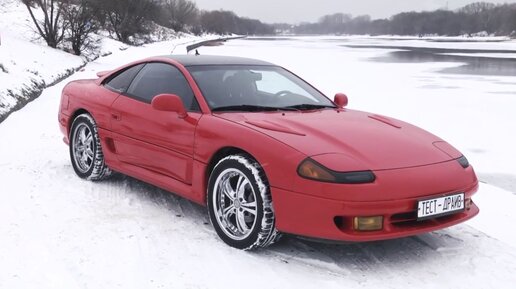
[207,154,280,250]
[69,113,112,181]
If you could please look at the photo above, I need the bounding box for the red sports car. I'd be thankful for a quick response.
[58,55,479,250]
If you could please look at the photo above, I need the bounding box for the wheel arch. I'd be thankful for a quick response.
[205,147,280,249]
[205,146,261,190]
[68,108,91,136]
[68,110,113,181]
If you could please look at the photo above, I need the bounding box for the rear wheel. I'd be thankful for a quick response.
[207,154,280,250]
[69,113,112,181]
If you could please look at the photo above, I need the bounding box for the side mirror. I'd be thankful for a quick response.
[151,94,188,118]
[334,93,348,108]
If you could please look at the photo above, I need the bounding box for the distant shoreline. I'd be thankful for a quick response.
[186,36,246,53]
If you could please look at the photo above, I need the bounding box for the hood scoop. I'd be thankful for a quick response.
[245,120,306,136]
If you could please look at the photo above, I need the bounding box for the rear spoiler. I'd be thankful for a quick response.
[96,70,110,78]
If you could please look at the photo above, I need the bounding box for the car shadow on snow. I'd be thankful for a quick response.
[101,173,210,225]
[261,230,472,275]
[101,173,479,274]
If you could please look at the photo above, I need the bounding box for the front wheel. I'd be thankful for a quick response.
[207,154,280,250]
[69,113,112,181]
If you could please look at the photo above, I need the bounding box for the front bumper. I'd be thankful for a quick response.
[272,183,478,242]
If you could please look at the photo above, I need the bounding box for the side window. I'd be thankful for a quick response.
[126,63,199,111]
[104,64,145,93]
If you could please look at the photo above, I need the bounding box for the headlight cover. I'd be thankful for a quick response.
[297,158,376,184]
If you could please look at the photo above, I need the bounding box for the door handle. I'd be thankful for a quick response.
[111,112,121,121]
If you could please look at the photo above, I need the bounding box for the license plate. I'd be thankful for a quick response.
[417,193,465,220]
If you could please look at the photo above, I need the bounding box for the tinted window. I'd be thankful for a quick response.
[127,63,199,110]
[104,64,145,93]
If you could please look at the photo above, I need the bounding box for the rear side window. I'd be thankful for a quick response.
[104,64,145,93]
[126,62,199,111]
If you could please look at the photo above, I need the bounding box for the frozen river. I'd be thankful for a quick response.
[202,37,516,192]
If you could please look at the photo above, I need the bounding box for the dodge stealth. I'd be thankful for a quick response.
[58,55,479,250]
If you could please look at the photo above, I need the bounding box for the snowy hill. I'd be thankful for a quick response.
[0,0,205,122]
[0,0,88,121]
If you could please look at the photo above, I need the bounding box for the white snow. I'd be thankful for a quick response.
[1,9,516,289]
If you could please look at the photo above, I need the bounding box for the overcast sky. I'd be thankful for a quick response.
[194,0,516,23]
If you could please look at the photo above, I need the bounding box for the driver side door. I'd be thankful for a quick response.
[109,62,201,184]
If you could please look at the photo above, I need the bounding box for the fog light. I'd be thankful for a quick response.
[353,216,383,231]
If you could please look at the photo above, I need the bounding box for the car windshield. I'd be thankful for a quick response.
[187,65,335,112]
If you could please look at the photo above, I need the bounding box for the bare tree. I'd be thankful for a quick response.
[113,0,157,43]
[22,0,67,48]
[199,10,273,35]
[318,13,351,33]
[89,0,157,44]
[459,2,497,33]
[63,0,98,55]
[291,2,516,37]
[460,2,496,14]
[160,0,199,31]
[200,10,238,35]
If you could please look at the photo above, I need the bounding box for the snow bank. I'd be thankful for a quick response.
[0,0,209,123]
[0,0,86,122]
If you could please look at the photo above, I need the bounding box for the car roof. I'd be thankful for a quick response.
[160,55,276,67]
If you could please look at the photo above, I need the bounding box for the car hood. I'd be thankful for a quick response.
[215,109,462,171]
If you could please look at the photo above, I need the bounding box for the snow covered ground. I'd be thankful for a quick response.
[1,33,516,288]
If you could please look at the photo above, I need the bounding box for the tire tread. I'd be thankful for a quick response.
[70,113,112,181]
[209,154,281,250]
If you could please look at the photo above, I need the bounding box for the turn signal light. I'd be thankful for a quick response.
[297,159,336,182]
[353,216,383,231]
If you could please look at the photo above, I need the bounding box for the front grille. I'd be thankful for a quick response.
[390,211,418,224]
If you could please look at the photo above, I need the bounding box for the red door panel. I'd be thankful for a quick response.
[110,95,200,184]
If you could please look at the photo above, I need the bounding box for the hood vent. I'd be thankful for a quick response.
[245,120,306,136]
[368,114,402,129]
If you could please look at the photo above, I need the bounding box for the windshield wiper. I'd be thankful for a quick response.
[284,104,336,111]
[212,105,298,112]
